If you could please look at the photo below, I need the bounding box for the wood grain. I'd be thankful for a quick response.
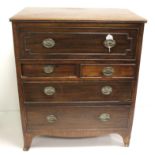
[10,8,146,150]
[22,64,78,78]
[10,8,147,23]
[19,25,137,60]
[23,81,132,103]
[26,105,130,131]
[81,64,136,79]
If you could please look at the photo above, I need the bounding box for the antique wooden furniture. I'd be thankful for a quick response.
[10,8,146,150]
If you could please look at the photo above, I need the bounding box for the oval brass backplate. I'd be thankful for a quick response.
[101,86,112,95]
[46,115,57,123]
[99,113,111,122]
[44,86,56,96]
[104,34,116,52]
[102,67,114,76]
[43,65,54,74]
[42,38,55,48]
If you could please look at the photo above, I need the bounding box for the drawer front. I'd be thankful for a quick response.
[81,64,136,79]
[23,81,132,103]
[22,64,78,78]
[19,27,138,60]
[26,105,130,131]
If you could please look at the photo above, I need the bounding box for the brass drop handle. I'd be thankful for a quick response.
[104,34,116,52]
[44,86,56,96]
[102,67,114,76]
[99,113,111,122]
[42,38,55,48]
[46,115,57,123]
[101,86,112,95]
[43,65,54,74]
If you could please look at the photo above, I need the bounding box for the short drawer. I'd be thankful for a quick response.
[22,64,78,78]
[19,27,138,60]
[81,64,136,79]
[23,81,133,103]
[26,105,130,131]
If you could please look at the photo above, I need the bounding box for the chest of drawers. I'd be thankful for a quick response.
[10,8,146,150]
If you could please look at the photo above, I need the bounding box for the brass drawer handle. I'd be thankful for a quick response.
[99,113,111,122]
[46,115,57,123]
[42,38,55,48]
[44,86,55,96]
[102,67,114,76]
[43,65,54,74]
[104,34,116,52]
[101,86,112,95]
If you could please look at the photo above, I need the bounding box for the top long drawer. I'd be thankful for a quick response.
[17,26,138,60]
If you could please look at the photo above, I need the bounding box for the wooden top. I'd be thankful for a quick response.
[10,7,147,23]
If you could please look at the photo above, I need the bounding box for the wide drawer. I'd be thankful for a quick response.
[22,64,78,78]
[19,27,138,60]
[81,64,136,79]
[23,81,133,103]
[26,105,130,131]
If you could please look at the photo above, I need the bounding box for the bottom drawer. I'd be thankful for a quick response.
[26,105,130,131]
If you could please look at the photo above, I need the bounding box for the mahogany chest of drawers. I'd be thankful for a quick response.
[10,8,146,150]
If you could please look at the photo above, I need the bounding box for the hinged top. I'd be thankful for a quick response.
[10,7,147,23]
